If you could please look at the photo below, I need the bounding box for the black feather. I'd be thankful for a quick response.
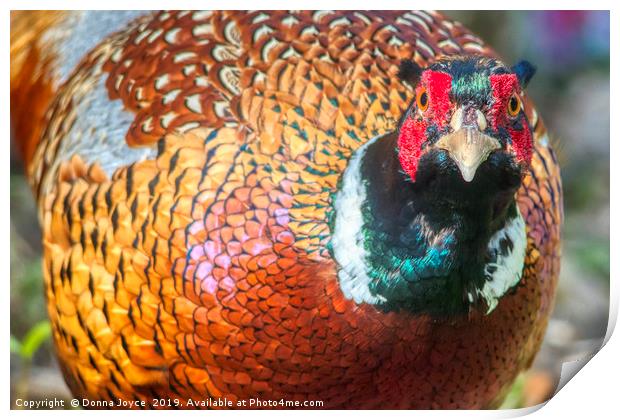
[398,59,423,85]
[511,60,536,88]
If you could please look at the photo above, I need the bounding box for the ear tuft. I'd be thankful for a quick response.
[511,60,536,88]
[398,60,423,85]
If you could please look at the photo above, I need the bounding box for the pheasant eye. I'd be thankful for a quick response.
[507,94,521,117]
[416,88,429,112]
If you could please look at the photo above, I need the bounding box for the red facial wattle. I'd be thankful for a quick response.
[489,74,533,164]
[397,71,452,181]
[397,118,427,181]
[422,71,453,126]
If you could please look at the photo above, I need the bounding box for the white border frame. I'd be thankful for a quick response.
[2,3,616,418]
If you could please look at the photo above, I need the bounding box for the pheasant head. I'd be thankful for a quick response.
[396,56,536,185]
[331,56,537,316]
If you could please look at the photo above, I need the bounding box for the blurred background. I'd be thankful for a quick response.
[10,10,610,409]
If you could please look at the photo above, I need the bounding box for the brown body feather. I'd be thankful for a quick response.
[10,11,68,169]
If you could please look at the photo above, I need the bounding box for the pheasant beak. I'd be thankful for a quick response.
[435,107,500,182]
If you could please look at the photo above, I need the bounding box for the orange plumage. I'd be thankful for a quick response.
[11,11,562,409]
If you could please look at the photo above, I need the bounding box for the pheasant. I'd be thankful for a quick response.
[10,10,562,409]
